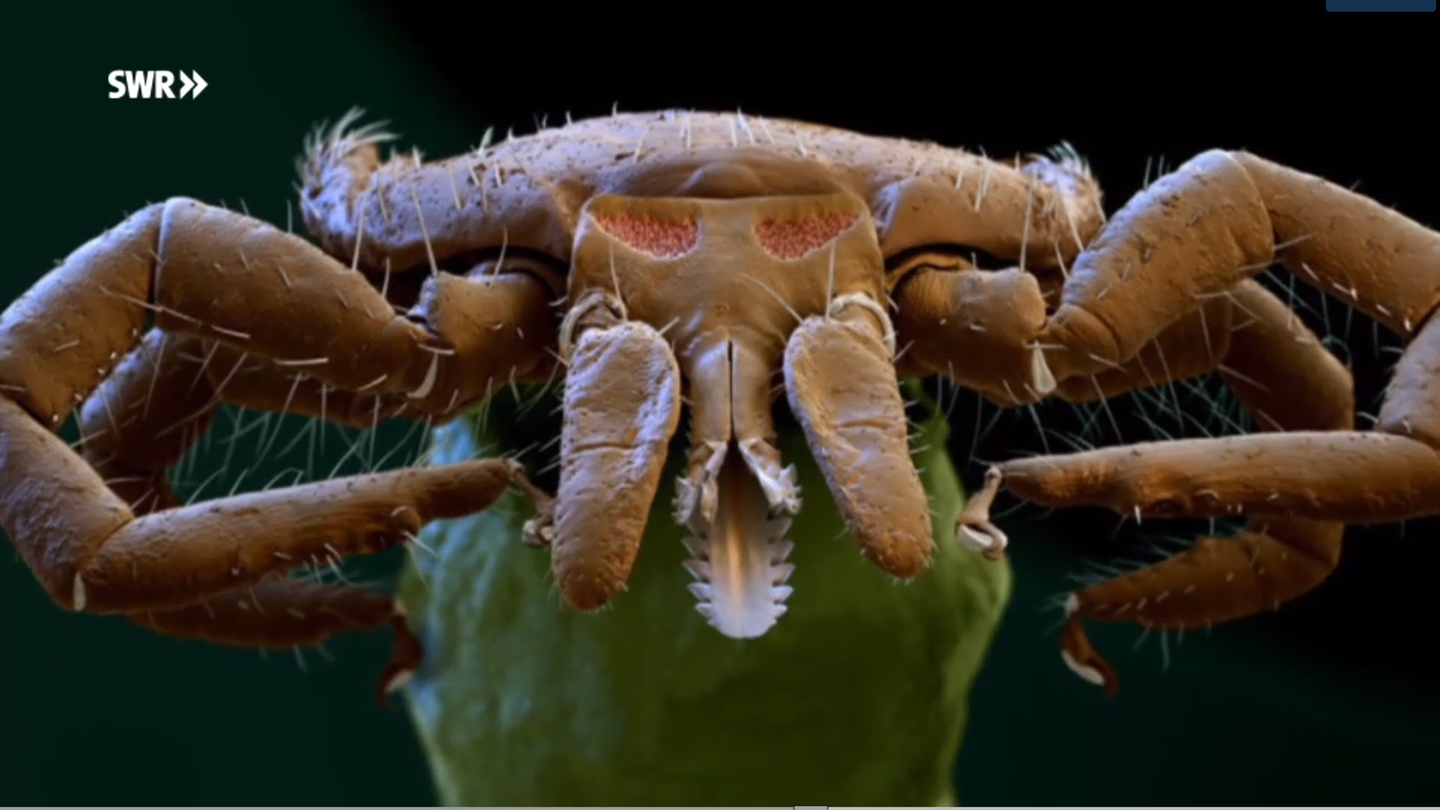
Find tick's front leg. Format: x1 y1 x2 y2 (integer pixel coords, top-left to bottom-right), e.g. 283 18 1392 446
1038 149 1440 380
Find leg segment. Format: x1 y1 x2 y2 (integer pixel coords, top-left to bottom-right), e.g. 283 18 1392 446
403 266 560 420
1038 150 1440 382
892 264 1055 406
130 577 422 706
78 329 224 513
1 392 519 614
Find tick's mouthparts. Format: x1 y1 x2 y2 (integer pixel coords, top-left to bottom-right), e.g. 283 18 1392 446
680 443 797 640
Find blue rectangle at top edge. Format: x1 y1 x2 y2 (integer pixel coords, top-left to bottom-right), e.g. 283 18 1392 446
1327 0 1433 9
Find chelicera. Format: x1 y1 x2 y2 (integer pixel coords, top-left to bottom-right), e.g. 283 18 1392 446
2 109 1436 698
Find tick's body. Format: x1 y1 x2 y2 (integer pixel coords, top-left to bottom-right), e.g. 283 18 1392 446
1 110 1436 724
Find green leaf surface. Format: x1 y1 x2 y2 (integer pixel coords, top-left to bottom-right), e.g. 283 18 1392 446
398 405 1010 806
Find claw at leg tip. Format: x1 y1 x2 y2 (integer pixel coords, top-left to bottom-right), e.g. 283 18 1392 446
521 517 553 549
1060 650 1107 688
377 667 415 709
515 472 556 550
957 524 1006 558
956 466 1007 559
1060 596 1118 697
384 668 414 694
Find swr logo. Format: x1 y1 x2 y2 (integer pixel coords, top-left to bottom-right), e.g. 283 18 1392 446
107 70 208 99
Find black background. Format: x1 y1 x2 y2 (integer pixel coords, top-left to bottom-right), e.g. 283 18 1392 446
5 0 1436 804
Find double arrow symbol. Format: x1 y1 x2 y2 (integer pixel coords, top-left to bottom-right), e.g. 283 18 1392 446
178 70 208 99
106 69 208 100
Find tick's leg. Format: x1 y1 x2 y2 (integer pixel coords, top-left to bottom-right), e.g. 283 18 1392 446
98 266 559 458
300 113 583 279
0 199 459 428
1038 150 1440 381
1 392 519 614
0 200 550 618
129 575 422 705
78 330 222 514
400 265 559 420
77 268 549 696
157 265 560 431
984 281 1359 692
898 264 1236 559
74 329 420 693
892 264 1055 406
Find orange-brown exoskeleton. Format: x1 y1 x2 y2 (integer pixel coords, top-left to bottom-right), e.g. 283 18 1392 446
2 110 1436 697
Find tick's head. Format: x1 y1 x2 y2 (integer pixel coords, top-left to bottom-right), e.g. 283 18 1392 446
547 190 931 636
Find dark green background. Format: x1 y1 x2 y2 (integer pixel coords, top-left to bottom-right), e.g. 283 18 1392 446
6 3 1436 804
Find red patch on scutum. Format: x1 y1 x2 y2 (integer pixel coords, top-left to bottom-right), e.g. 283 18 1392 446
592 214 699 259
755 212 860 260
